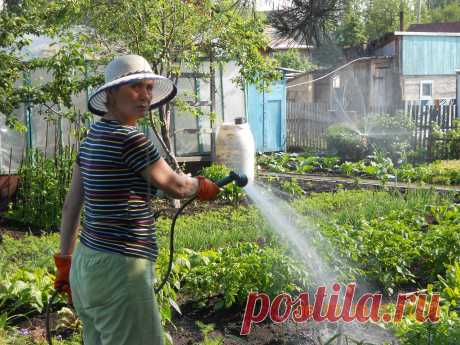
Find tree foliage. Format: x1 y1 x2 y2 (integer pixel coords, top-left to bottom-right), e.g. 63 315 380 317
335 0 367 47
430 1 460 23
0 0 98 133
0 0 280 166
267 0 346 46
364 0 414 41
272 49 316 72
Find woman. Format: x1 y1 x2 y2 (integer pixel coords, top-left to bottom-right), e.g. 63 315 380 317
53 55 220 345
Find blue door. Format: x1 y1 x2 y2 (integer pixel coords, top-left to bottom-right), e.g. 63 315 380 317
246 80 286 152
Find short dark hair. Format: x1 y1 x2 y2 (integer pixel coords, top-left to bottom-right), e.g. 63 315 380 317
104 85 121 108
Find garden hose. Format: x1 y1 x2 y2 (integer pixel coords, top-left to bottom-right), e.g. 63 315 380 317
45 172 248 345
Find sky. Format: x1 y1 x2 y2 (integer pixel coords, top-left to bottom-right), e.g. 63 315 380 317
256 0 291 11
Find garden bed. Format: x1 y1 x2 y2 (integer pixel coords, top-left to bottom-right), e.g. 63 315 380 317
2 186 460 344
257 153 460 187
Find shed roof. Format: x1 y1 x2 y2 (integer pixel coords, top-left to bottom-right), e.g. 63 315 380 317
264 26 312 50
408 22 460 33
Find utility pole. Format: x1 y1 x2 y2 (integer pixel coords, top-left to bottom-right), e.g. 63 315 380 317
399 0 404 31
416 0 422 23
456 70 460 118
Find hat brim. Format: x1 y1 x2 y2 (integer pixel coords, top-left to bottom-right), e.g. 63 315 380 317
88 72 177 116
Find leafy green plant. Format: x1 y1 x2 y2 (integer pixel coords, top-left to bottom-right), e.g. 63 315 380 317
292 190 458 290
326 124 370 161
258 151 460 186
280 178 305 198
182 242 309 310
6 146 77 232
200 164 245 203
0 267 55 316
195 321 223 345
387 263 460 344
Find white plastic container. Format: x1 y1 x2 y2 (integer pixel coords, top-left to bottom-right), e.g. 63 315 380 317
216 118 255 182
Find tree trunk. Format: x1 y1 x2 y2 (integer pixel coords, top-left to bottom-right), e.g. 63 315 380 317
150 107 180 171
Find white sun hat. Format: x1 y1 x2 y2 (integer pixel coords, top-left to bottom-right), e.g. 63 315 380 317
88 54 177 116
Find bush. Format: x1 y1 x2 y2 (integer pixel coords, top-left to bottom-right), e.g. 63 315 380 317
326 112 414 162
432 120 460 160
326 123 371 161
6 147 76 232
366 112 414 162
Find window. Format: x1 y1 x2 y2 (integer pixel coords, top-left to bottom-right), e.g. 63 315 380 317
420 80 433 100
332 75 340 88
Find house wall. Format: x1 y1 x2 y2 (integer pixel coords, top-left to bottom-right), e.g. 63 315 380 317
299 57 400 115
402 75 457 101
402 35 460 75
323 58 399 114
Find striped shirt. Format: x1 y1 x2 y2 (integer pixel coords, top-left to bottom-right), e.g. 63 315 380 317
76 118 161 261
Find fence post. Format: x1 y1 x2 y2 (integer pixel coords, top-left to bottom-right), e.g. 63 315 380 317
23 71 33 151
427 108 434 162
457 69 460 118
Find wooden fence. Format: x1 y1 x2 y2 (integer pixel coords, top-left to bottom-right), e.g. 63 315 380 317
286 101 459 160
407 104 459 160
286 102 333 151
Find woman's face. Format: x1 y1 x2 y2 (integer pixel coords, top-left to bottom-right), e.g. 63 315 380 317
106 79 154 119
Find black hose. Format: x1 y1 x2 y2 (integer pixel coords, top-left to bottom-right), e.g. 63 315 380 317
45 290 59 345
45 196 197 345
154 196 196 293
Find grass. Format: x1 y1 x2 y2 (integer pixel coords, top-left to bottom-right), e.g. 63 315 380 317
290 189 459 289
292 188 454 227
0 233 59 275
156 206 278 251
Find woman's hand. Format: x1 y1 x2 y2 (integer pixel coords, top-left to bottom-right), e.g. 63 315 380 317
54 254 73 304
196 176 220 201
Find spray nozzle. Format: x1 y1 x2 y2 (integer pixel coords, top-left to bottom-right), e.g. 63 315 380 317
215 171 248 188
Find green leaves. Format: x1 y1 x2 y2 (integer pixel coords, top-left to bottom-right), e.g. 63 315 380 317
0 267 55 315
7 147 77 232
200 164 246 203
258 152 460 187
181 243 309 310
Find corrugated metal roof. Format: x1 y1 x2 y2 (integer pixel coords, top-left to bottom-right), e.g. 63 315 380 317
408 22 460 33
264 26 312 50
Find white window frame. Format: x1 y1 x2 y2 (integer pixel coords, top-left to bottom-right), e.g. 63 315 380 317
420 80 433 100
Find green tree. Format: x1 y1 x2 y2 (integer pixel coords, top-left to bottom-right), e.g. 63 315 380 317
272 49 316 71
336 0 367 47
0 0 97 133
431 2 460 22
365 0 414 41
74 0 279 167
1 0 280 168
